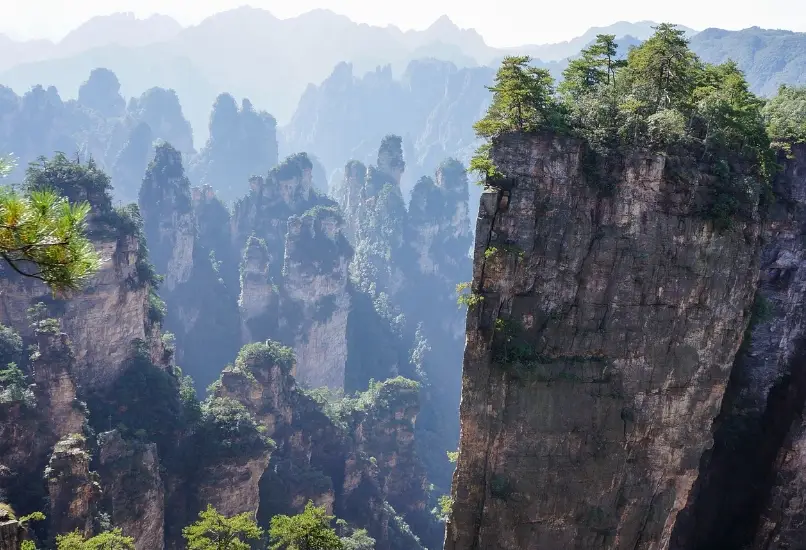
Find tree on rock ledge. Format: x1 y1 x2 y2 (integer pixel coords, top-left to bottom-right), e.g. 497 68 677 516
473 55 563 138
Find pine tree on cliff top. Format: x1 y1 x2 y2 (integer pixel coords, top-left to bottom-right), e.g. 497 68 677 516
473 55 563 139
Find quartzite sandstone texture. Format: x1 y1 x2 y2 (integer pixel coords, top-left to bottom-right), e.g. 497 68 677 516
0 232 148 390
670 143 806 550
97 431 165 550
445 133 761 550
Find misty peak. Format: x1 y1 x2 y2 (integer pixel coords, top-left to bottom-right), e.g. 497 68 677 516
428 15 460 32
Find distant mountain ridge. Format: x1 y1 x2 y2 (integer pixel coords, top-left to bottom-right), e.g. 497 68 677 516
2 9 805 153
690 26 806 95
0 12 183 72
0 10 695 140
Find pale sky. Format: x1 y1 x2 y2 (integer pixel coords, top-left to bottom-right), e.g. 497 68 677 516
4 0 806 47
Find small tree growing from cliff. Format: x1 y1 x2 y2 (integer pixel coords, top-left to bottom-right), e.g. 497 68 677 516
183 505 263 550
269 501 343 550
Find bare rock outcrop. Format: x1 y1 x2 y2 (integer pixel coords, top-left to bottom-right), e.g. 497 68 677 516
45 435 98 541
0 230 149 390
281 207 353 389
97 431 165 550
445 132 761 550
239 236 277 344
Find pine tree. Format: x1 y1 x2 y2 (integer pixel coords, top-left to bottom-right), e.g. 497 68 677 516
182 505 263 550
269 501 343 550
0 156 101 291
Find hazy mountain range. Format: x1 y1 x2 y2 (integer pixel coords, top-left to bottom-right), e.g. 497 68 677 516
1 8 805 150
0 10 699 140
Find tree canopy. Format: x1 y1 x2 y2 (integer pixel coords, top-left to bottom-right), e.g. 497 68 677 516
56 529 135 550
0 156 101 291
473 56 564 140
470 23 777 228
182 504 264 550
763 85 806 144
269 501 343 550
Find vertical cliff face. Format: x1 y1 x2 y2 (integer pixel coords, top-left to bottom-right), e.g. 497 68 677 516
334 161 367 242
333 136 410 297
351 378 434 546
408 159 471 280
30 331 86 441
97 431 164 550
139 143 195 292
446 133 761 550
231 154 338 290
45 435 98 541
140 148 242 388
37 334 95 541
239 236 277 344
0 154 182 550
194 450 271 521
670 143 806 549
0 228 149 391
1 328 88 518
229 153 357 388
0 512 23 550
0 152 160 393
281 208 353 389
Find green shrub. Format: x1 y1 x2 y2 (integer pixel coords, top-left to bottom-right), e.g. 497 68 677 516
195 397 274 457
148 290 167 324
0 324 23 367
235 340 295 373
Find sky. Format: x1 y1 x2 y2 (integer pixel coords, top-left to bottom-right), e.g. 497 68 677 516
3 0 806 46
